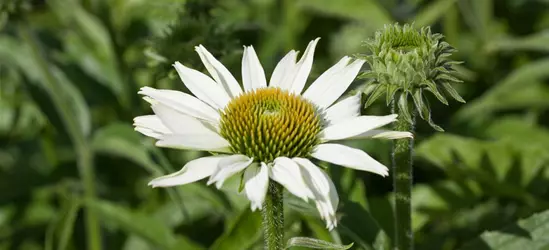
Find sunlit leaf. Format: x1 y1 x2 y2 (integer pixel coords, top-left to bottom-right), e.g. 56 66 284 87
460 209 549 250
285 237 353 250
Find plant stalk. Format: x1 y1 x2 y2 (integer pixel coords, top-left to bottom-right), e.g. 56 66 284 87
391 102 415 250
21 26 101 250
262 182 284 250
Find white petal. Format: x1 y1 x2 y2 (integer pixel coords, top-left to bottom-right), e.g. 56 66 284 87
148 155 226 187
156 134 231 153
269 50 298 89
244 163 269 211
304 58 365 108
242 46 267 91
173 61 231 109
323 94 361 126
311 143 389 177
195 45 243 98
351 129 413 140
151 103 217 135
133 115 170 139
135 127 164 139
302 56 351 103
321 114 398 141
208 154 253 188
269 157 314 201
293 158 339 230
139 87 220 123
287 38 320 94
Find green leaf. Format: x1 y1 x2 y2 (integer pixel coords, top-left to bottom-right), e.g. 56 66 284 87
210 208 262 250
285 237 353 250
91 200 186 249
460 209 549 250
44 195 81 250
57 197 80 250
397 93 413 124
412 90 444 131
296 0 392 29
457 58 549 119
423 80 449 105
386 85 400 106
485 31 549 53
339 201 389 250
364 83 385 108
441 82 466 103
47 0 128 107
92 123 163 175
0 35 91 137
412 0 458 27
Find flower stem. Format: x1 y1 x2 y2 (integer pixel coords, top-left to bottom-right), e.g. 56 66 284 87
391 102 415 250
262 182 284 250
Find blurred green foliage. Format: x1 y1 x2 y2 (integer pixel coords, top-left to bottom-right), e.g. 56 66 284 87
1 0 549 249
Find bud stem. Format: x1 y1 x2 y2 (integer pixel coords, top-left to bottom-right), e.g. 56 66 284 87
391 102 415 250
262 182 284 250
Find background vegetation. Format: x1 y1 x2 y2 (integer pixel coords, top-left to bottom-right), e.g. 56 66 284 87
1 0 549 249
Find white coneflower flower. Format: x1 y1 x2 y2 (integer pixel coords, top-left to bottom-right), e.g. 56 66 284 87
134 38 412 230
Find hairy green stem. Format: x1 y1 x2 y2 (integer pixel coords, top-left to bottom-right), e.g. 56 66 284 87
21 26 101 250
391 102 415 250
262 182 284 250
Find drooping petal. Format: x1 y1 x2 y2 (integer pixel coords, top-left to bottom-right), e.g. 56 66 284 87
151 103 217 135
138 87 220 123
287 38 320 94
311 143 389 177
269 157 314 201
208 154 253 189
173 61 231 109
321 114 398 141
241 46 267 91
148 155 227 187
269 50 298 89
243 163 269 211
293 158 339 230
156 134 231 153
323 94 361 126
303 58 365 108
133 115 170 139
195 45 243 98
351 129 413 140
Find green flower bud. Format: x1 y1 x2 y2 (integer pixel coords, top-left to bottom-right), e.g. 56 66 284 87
359 23 465 131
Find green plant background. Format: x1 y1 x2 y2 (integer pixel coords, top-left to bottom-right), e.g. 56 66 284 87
1 0 549 249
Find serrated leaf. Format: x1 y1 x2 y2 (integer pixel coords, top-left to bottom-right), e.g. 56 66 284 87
285 237 353 250
460 209 549 250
